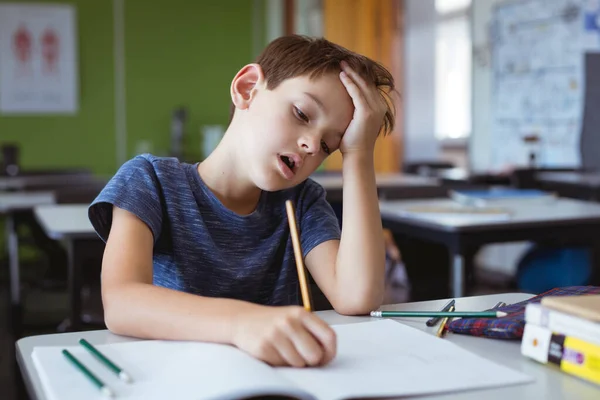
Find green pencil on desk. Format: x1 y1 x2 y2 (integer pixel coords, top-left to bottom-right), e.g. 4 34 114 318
79 339 133 383
62 349 115 398
370 310 508 318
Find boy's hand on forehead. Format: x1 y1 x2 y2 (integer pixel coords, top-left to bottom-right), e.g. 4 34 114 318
338 61 387 155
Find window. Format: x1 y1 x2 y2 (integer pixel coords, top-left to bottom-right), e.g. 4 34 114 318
435 0 472 141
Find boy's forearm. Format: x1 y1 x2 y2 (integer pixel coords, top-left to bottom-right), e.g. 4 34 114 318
335 151 386 313
102 283 255 343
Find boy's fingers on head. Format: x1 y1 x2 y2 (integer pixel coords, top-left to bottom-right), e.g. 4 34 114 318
340 64 373 106
340 63 387 113
340 71 369 110
372 91 389 117
302 314 337 364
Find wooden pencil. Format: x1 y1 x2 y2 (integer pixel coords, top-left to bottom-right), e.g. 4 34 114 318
436 305 455 338
285 200 313 312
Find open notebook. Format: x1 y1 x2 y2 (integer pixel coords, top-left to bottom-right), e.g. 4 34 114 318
32 320 532 400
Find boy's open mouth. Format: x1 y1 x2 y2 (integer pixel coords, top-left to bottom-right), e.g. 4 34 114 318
277 154 299 180
280 155 295 170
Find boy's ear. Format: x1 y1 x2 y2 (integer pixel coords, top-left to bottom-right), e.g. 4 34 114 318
230 63 265 111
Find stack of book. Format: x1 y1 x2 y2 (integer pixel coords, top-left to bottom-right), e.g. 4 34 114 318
521 295 600 386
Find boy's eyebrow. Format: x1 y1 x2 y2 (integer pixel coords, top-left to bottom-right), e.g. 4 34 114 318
303 92 326 111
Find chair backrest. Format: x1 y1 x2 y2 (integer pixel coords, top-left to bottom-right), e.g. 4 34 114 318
1 143 20 176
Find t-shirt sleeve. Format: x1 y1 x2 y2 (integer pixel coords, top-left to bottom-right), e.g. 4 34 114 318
88 155 163 244
299 180 341 257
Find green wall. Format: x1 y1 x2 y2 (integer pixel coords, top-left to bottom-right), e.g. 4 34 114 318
125 0 254 162
0 0 256 175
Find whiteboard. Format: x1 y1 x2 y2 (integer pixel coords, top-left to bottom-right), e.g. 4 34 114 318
490 0 600 171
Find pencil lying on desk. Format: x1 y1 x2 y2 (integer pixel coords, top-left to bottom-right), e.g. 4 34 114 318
426 299 455 327
370 310 507 318
62 349 115 398
436 305 455 338
79 339 132 383
285 200 313 312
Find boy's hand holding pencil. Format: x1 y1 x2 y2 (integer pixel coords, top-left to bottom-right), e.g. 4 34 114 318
231 304 336 368
230 200 336 369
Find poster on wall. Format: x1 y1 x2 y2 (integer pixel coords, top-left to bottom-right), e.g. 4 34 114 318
0 3 78 114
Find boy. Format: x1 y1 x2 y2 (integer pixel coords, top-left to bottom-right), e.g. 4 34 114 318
89 35 396 368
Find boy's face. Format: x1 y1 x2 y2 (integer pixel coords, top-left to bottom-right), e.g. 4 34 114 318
237 70 354 192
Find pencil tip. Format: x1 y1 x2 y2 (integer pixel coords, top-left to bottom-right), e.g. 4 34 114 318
101 387 115 398
370 311 381 317
120 371 133 383
497 311 508 317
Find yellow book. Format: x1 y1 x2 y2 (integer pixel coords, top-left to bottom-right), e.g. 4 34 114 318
522 324 600 386
561 336 600 385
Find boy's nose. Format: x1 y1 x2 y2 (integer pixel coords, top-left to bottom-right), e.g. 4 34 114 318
299 136 319 155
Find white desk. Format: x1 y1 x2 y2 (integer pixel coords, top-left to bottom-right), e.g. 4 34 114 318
0 191 55 213
34 204 96 240
380 198 600 297
1 192 56 338
16 293 600 399
311 173 446 201
312 173 440 189
33 204 100 331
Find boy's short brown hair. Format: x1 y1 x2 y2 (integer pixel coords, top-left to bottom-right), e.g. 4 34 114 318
230 35 396 135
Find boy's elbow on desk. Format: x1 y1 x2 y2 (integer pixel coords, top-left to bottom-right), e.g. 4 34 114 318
101 290 132 337
101 283 151 338
103 311 127 337
331 288 384 316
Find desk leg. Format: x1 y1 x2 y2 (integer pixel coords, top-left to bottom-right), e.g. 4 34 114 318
6 214 27 399
66 239 82 331
451 253 464 298
6 214 22 337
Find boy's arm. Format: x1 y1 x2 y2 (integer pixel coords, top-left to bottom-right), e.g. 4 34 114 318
304 153 384 316
102 207 336 367
305 64 388 315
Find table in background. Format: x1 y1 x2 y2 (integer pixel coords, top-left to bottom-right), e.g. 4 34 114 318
1 192 56 337
17 292 600 400
535 171 600 201
33 204 101 332
380 197 600 298
311 173 448 202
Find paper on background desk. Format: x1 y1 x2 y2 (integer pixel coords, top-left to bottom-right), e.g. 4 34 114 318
398 204 513 225
31 320 533 400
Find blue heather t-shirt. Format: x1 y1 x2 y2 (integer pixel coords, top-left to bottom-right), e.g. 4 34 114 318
88 154 341 306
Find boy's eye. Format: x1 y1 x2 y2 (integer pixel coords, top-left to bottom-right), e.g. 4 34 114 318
321 140 331 155
294 106 309 123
